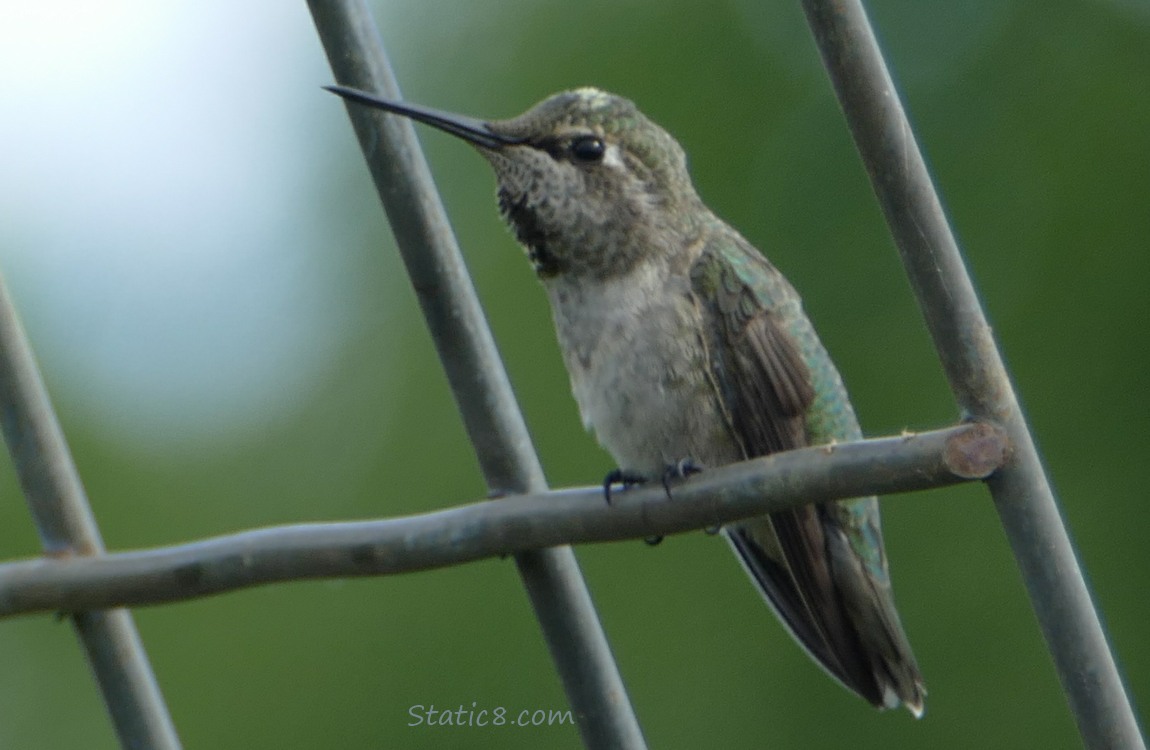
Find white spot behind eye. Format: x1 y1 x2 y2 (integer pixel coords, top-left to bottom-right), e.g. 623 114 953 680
603 143 626 169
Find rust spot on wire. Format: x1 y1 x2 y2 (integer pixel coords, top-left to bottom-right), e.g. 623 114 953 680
943 422 1010 479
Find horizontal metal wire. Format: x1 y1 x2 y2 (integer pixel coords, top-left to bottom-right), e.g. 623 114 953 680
0 423 1004 618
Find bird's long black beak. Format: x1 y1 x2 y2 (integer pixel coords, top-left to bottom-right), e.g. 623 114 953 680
324 85 524 150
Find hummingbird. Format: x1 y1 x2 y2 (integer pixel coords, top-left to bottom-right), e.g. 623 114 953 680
326 84 926 716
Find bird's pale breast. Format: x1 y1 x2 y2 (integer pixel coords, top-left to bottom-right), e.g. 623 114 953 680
545 260 741 478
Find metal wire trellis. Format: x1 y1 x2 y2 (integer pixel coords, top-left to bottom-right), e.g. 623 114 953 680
0 423 1005 617
800 3 1142 747
0 1 1142 749
306 3 646 747
0 278 181 749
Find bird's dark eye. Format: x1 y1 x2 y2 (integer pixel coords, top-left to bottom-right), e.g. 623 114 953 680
569 135 606 163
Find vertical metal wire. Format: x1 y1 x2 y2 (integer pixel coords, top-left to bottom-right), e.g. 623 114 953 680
307 2 647 747
0 277 182 749
800 2 1146 748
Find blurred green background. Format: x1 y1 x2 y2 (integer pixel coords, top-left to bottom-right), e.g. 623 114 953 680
1 0 1147 748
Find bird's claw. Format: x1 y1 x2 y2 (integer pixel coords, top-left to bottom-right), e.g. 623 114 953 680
606 461 702 545
602 468 647 506
660 458 703 500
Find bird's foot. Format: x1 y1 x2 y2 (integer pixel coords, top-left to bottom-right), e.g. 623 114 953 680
602 468 647 506
660 458 703 500
603 469 664 545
